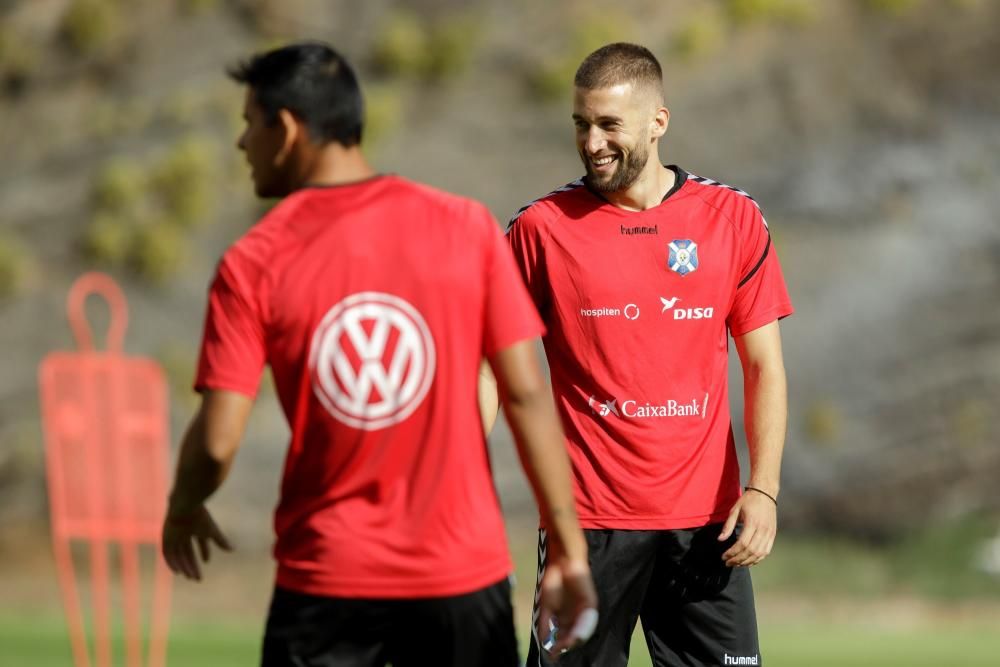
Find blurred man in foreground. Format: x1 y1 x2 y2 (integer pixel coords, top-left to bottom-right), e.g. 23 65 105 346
486 43 793 666
161 42 596 666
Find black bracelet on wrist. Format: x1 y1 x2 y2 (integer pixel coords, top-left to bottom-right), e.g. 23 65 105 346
744 485 778 506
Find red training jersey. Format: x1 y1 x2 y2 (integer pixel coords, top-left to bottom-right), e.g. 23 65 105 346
195 175 544 598
506 166 793 529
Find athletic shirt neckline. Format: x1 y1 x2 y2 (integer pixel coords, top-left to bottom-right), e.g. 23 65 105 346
583 164 689 212
300 173 391 191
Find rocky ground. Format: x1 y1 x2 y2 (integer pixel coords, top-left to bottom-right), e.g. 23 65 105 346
1 0 999 558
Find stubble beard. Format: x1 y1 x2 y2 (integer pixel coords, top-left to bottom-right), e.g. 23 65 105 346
583 142 650 193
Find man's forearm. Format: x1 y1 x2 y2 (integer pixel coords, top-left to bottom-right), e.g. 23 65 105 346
504 389 586 563
743 361 787 496
168 411 231 517
477 360 501 435
168 403 239 516
489 339 586 562
167 390 253 517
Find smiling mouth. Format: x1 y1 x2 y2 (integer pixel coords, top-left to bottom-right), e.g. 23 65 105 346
590 155 618 172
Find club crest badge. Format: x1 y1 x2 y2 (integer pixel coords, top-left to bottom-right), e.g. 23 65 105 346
668 239 699 276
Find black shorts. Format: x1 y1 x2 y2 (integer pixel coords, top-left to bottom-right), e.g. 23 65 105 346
527 525 761 667
261 577 519 667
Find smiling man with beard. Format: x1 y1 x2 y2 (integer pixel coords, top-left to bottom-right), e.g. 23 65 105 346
486 43 795 666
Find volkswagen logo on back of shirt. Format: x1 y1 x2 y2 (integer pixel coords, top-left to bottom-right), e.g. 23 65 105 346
309 292 436 431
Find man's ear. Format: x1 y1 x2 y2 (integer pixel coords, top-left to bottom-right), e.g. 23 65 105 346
651 106 670 141
274 108 300 165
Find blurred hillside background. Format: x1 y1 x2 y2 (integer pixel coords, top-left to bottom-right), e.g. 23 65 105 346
2 0 999 664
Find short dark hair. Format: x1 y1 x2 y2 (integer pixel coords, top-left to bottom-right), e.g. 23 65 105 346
574 42 663 98
228 42 364 147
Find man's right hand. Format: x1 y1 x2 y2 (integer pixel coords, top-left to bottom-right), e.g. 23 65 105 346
537 556 599 657
161 504 232 581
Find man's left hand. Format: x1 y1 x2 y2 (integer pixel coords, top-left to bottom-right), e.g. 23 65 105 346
718 490 777 567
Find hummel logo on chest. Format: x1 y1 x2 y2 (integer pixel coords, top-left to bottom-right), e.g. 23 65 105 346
620 224 658 236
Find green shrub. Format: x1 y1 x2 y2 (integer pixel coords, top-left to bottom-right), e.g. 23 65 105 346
163 89 203 127
724 0 817 25
859 0 921 15
0 234 28 299
82 212 134 267
227 149 252 188
371 12 480 83
570 15 634 58
671 11 726 61
89 98 154 138
149 138 216 228
154 343 200 410
179 0 221 16
525 59 576 103
130 220 185 284
423 17 479 81
60 0 125 57
85 142 218 282
92 159 146 214
371 10 428 77
89 101 121 139
362 84 402 147
804 399 842 445
118 98 155 135
0 27 41 87
525 15 635 103
243 0 285 37
953 399 989 449
207 87 244 130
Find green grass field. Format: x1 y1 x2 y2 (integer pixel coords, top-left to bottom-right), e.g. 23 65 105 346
0 616 258 667
2 614 997 666
4 519 999 665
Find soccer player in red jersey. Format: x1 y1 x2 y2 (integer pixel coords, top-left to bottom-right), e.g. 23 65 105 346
160 42 597 666
488 43 794 666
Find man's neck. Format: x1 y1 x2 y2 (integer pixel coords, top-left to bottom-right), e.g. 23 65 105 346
602 162 675 212
297 146 376 190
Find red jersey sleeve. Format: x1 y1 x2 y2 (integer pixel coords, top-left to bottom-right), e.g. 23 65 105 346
194 255 267 397
727 202 794 337
505 207 551 317
483 207 545 356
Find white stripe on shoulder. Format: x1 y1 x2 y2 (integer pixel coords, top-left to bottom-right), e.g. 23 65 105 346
686 172 767 228
506 179 584 230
